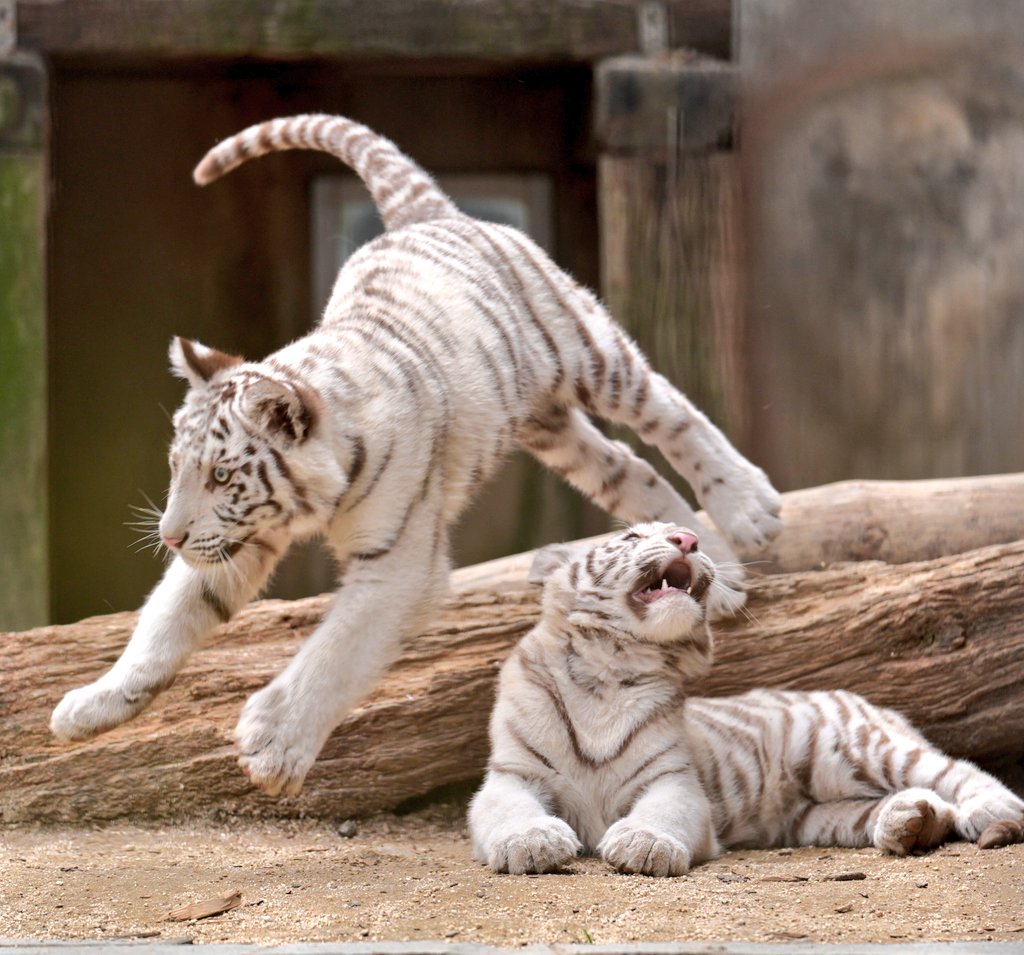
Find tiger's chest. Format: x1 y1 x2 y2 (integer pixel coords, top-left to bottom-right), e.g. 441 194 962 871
537 673 686 849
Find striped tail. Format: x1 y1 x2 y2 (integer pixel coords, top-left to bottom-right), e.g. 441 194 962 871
193 113 460 232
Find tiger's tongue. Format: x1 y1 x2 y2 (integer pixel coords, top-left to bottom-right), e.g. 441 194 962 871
637 576 686 603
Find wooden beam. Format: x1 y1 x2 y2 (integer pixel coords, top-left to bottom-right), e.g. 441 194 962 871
0 52 48 630
596 53 743 444
15 0 731 61
596 51 733 155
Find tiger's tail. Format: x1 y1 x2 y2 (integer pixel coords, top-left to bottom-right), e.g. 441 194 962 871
193 113 459 232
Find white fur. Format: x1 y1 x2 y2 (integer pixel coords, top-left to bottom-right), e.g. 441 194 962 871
470 524 1024 874
50 115 783 799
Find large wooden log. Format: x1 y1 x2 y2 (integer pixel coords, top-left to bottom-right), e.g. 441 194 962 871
3 477 1024 825
756 472 1024 572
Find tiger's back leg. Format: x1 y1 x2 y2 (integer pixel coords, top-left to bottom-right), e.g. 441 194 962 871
588 351 781 554
536 272 782 554
901 753 1024 846
488 223 780 554
814 694 1024 851
517 406 746 618
784 795 949 853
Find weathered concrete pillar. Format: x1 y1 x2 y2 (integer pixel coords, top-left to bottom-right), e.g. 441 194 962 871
0 50 48 628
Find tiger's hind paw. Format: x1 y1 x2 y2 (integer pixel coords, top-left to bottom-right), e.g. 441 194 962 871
956 791 1024 842
874 789 955 855
977 819 1024 850
703 466 783 556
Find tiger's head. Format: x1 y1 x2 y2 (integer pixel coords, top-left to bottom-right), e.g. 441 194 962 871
157 337 347 567
530 522 717 647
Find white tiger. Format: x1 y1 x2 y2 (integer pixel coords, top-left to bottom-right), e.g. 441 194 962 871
50 114 781 798
469 522 1024 875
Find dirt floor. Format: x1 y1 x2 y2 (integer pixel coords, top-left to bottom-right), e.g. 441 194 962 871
2 800 1023 946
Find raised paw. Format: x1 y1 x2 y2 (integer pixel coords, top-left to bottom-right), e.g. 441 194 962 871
598 821 691 877
956 791 1024 842
234 683 324 797
50 676 160 741
701 464 783 556
873 789 955 855
486 820 582 875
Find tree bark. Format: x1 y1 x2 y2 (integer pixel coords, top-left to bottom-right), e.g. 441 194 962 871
3 476 1024 825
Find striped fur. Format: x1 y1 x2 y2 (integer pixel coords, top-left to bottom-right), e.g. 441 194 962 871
469 523 1024 875
50 114 781 798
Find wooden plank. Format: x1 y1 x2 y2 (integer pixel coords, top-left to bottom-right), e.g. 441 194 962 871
597 49 744 453
16 0 731 60
596 52 744 481
599 148 746 450
0 53 48 630
596 51 734 155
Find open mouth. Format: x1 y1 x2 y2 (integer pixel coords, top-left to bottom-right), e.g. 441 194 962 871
633 556 709 604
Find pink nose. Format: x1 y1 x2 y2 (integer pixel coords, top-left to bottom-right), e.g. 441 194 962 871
162 536 185 550
669 531 699 554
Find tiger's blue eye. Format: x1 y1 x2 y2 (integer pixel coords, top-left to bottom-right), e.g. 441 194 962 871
213 466 231 484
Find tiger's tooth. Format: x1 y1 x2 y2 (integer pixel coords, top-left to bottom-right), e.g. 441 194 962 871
661 578 668 590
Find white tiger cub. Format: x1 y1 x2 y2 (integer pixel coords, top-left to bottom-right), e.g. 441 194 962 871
50 114 781 798
469 523 1024 875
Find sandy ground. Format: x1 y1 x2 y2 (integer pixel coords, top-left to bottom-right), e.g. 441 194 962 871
2 800 1023 947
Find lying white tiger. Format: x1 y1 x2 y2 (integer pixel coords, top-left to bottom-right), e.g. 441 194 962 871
469 523 1024 875
50 114 781 798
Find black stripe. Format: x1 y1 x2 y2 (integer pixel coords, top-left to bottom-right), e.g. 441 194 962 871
346 435 367 488
507 721 556 772
467 222 566 390
201 583 231 623
352 483 426 562
341 441 394 514
501 228 606 389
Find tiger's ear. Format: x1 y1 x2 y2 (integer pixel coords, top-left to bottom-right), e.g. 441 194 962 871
169 336 243 388
528 542 576 586
243 377 321 444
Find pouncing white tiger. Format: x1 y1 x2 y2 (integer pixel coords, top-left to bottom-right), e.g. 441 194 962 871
469 522 1024 875
50 114 782 798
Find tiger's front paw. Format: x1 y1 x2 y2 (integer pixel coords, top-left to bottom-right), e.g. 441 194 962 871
50 678 154 741
235 684 323 797
598 821 691 877
486 820 582 875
